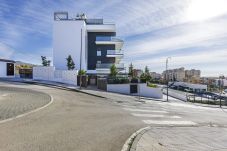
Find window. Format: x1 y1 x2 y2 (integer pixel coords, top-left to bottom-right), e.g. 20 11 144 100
97 51 101 56
97 61 101 64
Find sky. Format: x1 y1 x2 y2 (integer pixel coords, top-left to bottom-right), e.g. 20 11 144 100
0 0 227 77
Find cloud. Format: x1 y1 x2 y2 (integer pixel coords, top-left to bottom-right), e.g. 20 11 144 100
129 48 227 76
0 42 15 59
0 0 226 76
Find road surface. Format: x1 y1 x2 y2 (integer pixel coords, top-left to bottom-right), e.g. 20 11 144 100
0 81 227 151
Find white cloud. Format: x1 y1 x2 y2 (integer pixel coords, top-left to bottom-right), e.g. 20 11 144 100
0 42 14 59
129 48 227 76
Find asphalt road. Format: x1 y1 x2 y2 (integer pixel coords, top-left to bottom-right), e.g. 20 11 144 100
0 82 144 151
0 81 227 151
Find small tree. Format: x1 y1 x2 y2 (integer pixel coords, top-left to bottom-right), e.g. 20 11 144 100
41 56 51 66
78 69 86 75
66 55 75 70
145 66 149 75
128 63 134 77
110 64 118 77
140 66 151 82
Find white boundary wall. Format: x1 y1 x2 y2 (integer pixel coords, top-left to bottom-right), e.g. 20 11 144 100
107 84 130 94
0 62 15 78
139 84 163 99
107 83 163 99
33 66 78 85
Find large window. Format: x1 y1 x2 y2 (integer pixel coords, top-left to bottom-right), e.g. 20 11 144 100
97 51 101 56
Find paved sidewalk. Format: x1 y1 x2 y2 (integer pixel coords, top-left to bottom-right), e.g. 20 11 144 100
132 126 227 151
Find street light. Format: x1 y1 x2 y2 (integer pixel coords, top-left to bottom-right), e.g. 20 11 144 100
166 57 171 101
219 74 224 107
79 28 82 89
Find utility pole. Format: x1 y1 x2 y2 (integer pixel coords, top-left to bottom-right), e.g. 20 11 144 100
219 74 224 108
79 28 82 89
166 57 171 101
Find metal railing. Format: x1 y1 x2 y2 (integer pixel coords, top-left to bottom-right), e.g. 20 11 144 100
107 50 123 55
96 36 123 42
96 63 124 69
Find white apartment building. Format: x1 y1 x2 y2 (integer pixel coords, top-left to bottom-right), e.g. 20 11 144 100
150 72 161 80
53 12 124 77
163 67 185 82
163 67 201 83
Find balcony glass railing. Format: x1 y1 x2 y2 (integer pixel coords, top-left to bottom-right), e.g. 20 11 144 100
96 36 123 42
107 50 123 55
96 63 124 69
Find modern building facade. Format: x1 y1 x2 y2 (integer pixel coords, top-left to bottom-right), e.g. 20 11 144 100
0 59 15 77
53 12 124 77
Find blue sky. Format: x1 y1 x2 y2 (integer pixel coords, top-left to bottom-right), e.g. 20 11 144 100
0 0 227 77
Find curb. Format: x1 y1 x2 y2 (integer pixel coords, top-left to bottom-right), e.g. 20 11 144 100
121 126 151 151
21 81 106 99
0 93 54 124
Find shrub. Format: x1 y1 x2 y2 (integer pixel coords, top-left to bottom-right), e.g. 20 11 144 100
107 77 129 84
147 83 158 88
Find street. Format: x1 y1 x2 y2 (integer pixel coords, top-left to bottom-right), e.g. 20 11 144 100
0 81 227 151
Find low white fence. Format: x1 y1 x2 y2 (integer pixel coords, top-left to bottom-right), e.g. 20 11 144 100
107 83 163 99
33 66 78 85
107 84 130 94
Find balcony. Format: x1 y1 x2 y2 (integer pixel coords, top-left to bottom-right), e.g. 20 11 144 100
106 50 123 58
96 63 124 69
95 36 124 49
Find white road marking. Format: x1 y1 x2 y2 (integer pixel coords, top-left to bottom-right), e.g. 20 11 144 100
143 120 197 125
123 108 168 113
121 105 167 110
0 95 54 124
131 113 181 119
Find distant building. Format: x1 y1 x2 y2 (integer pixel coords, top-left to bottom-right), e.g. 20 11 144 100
150 72 161 80
132 69 143 77
163 67 201 83
200 77 216 85
214 78 227 87
163 67 185 82
185 69 201 83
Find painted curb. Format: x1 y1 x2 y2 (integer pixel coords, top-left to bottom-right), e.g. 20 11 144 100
121 126 151 151
0 94 53 124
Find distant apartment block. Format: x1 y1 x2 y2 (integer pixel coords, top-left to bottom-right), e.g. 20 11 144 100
185 69 201 83
53 12 124 77
132 69 143 77
163 67 201 83
150 72 161 80
163 67 185 82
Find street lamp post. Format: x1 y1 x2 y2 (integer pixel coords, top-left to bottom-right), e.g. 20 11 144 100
166 57 171 102
79 28 82 89
219 74 224 108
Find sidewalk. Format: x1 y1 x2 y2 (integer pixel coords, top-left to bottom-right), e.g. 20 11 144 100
131 126 227 151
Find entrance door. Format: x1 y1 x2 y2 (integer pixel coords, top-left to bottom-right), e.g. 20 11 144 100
7 63 14 76
130 84 138 93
